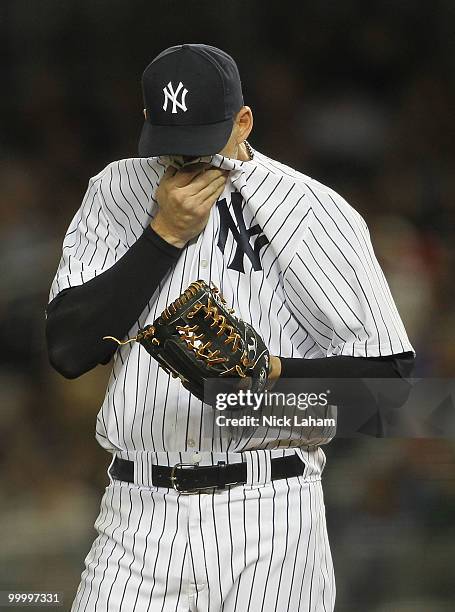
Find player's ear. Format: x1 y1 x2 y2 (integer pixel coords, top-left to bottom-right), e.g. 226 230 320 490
235 106 253 144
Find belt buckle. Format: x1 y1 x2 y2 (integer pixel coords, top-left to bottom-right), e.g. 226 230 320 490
170 462 210 494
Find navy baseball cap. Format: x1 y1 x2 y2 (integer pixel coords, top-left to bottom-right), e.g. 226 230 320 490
138 44 244 157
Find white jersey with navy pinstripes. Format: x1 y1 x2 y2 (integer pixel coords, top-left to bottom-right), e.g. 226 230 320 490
49 147 413 459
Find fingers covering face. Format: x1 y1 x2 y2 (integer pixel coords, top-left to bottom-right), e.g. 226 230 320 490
194 174 227 207
184 169 228 195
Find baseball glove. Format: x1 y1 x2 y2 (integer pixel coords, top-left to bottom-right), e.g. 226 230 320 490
104 280 270 404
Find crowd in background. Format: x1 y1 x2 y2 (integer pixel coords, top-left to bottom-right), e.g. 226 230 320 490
1 1 454 609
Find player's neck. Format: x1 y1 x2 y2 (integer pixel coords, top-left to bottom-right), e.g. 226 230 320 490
219 140 253 162
237 141 253 161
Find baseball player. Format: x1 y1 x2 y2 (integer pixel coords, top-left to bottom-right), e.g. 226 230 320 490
46 44 415 611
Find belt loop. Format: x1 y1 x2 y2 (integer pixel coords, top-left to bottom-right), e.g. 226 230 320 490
217 461 226 489
245 450 272 488
134 452 154 487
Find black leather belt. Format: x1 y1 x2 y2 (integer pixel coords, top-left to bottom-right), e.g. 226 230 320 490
110 454 305 493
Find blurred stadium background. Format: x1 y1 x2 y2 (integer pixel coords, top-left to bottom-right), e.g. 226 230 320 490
1 1 454 610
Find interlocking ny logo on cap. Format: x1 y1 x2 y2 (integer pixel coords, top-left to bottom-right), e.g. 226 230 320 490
163 81 188 114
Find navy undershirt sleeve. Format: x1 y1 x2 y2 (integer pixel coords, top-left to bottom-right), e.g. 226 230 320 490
277 352 415 437
45 225 182 379
279 352 415 379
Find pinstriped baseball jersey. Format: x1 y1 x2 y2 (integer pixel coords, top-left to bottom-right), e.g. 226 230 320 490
49 147 413 459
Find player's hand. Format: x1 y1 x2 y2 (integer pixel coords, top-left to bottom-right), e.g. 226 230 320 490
152 165 228 248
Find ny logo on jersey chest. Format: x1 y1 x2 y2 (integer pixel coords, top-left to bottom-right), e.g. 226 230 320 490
163 81 188 114
217 192 269 273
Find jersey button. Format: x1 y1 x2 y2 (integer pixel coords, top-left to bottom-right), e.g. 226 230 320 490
192 452 201 464
200 259 208 269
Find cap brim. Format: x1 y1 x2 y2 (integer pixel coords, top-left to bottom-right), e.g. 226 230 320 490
138 118 234 157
